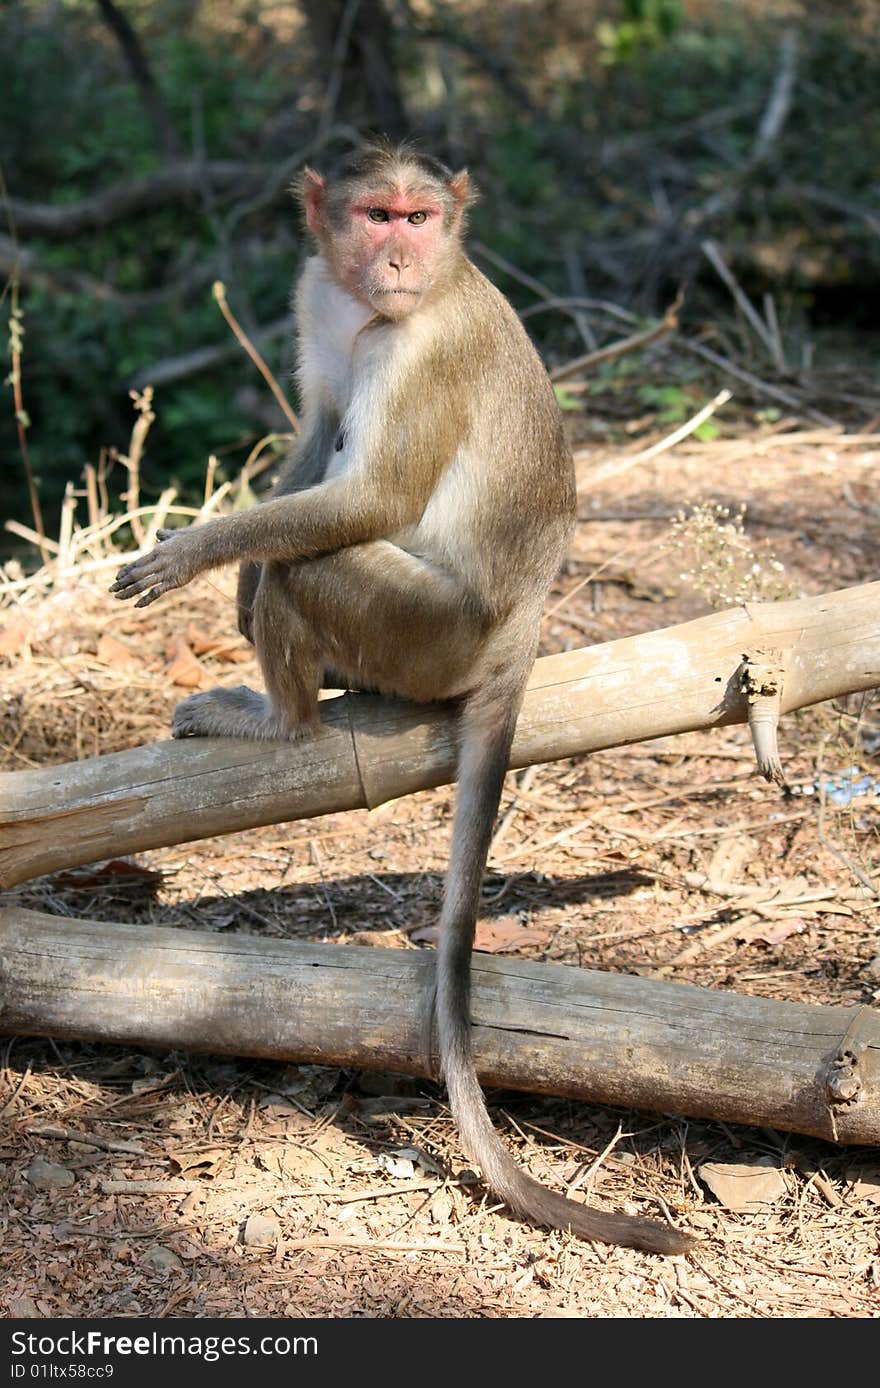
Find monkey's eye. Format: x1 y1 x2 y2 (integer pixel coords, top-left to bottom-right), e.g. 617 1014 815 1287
367 208 389 223
408 211 428 226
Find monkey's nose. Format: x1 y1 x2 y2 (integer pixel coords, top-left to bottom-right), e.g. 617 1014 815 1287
387 250 412 273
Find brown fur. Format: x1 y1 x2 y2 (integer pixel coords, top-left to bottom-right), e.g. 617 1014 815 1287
112 143 693 1254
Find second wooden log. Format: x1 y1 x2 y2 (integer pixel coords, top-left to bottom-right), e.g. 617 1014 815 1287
2 904 878 1147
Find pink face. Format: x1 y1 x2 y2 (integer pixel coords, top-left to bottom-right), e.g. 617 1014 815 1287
305 172 464 319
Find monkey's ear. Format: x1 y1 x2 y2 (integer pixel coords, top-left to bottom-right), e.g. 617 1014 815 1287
300 167 326 234
448 170 477 228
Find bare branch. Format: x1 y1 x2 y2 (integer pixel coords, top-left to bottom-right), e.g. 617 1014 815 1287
127 316 291 390
550 293 682 382
677 337 838 426
700 239 782 365
6 162 268 238
94 0 181 158
579 389 733 485
750 29 799 165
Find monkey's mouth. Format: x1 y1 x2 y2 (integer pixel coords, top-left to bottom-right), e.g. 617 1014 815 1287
369 285 424 317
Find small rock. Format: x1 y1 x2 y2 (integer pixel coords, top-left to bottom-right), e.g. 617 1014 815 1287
845 1165 880 1206
699 1157 788 1212
243 1212 279 1249
6 1296 38 1317
257 1094 301 1115
431 1189 454 1225
863 956 880 983
141 1246 184 1274
25 1156 75 1191
378 1152 416 1180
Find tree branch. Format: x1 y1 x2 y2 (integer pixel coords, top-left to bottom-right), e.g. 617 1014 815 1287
93 0 181 159
6 162 268 237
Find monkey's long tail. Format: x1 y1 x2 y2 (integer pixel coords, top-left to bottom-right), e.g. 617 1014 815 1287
436 693 695 1255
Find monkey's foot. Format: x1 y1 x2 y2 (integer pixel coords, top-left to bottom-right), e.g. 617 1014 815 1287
172 686 295 741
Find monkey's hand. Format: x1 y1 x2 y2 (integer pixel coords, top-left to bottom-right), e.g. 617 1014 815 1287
110 529 201 607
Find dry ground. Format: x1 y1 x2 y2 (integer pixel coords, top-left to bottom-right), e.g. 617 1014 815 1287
1 424 879 1318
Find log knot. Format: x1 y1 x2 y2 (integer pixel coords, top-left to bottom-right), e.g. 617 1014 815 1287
825 1047 863 1107
824 1007 876 1113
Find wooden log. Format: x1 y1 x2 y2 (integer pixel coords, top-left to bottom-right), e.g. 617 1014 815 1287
2 905 878 1146
1 582 877 888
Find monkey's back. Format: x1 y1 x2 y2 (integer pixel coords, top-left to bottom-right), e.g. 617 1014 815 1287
404 259 575 615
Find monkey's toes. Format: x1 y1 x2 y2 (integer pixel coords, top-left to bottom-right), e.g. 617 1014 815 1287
171 685 273 739
171 692 213 738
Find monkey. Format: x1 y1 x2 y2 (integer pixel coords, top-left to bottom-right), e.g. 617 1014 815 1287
111 141 693 1255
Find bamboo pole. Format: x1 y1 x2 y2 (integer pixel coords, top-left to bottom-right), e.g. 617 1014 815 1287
2 905 878 1146
1 582 877 888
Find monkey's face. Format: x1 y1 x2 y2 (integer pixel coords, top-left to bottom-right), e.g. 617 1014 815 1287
305 169 464 321
336 185 455 320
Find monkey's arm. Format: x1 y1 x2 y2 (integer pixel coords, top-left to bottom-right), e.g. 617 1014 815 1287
273 402 341 497
111 464 433 608
236 404 341 640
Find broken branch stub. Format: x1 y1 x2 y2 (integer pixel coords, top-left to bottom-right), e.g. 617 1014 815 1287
740 646 787 785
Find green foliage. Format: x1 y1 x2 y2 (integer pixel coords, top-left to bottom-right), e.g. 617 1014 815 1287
596 0 683 66
0 1 293 528
552 385 581 412
2 9 126 192
3 1 880 536
637 383 688 420
636 383 719 440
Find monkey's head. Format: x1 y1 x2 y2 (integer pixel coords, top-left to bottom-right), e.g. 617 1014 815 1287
299 141 474 321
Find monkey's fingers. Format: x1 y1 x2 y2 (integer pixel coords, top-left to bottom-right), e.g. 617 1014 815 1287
110 578 173 607
110 560 160 597
133 585 172 608
110 556 181 605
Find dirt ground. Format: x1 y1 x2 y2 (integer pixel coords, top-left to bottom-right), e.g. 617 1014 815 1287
1 423 879 1318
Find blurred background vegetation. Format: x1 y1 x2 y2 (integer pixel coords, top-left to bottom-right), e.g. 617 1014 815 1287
2 0 879 538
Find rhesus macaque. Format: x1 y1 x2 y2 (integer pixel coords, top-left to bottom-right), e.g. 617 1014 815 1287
112 141 692 1254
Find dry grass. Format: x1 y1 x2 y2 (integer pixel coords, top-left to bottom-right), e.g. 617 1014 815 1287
1 420 879 1318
